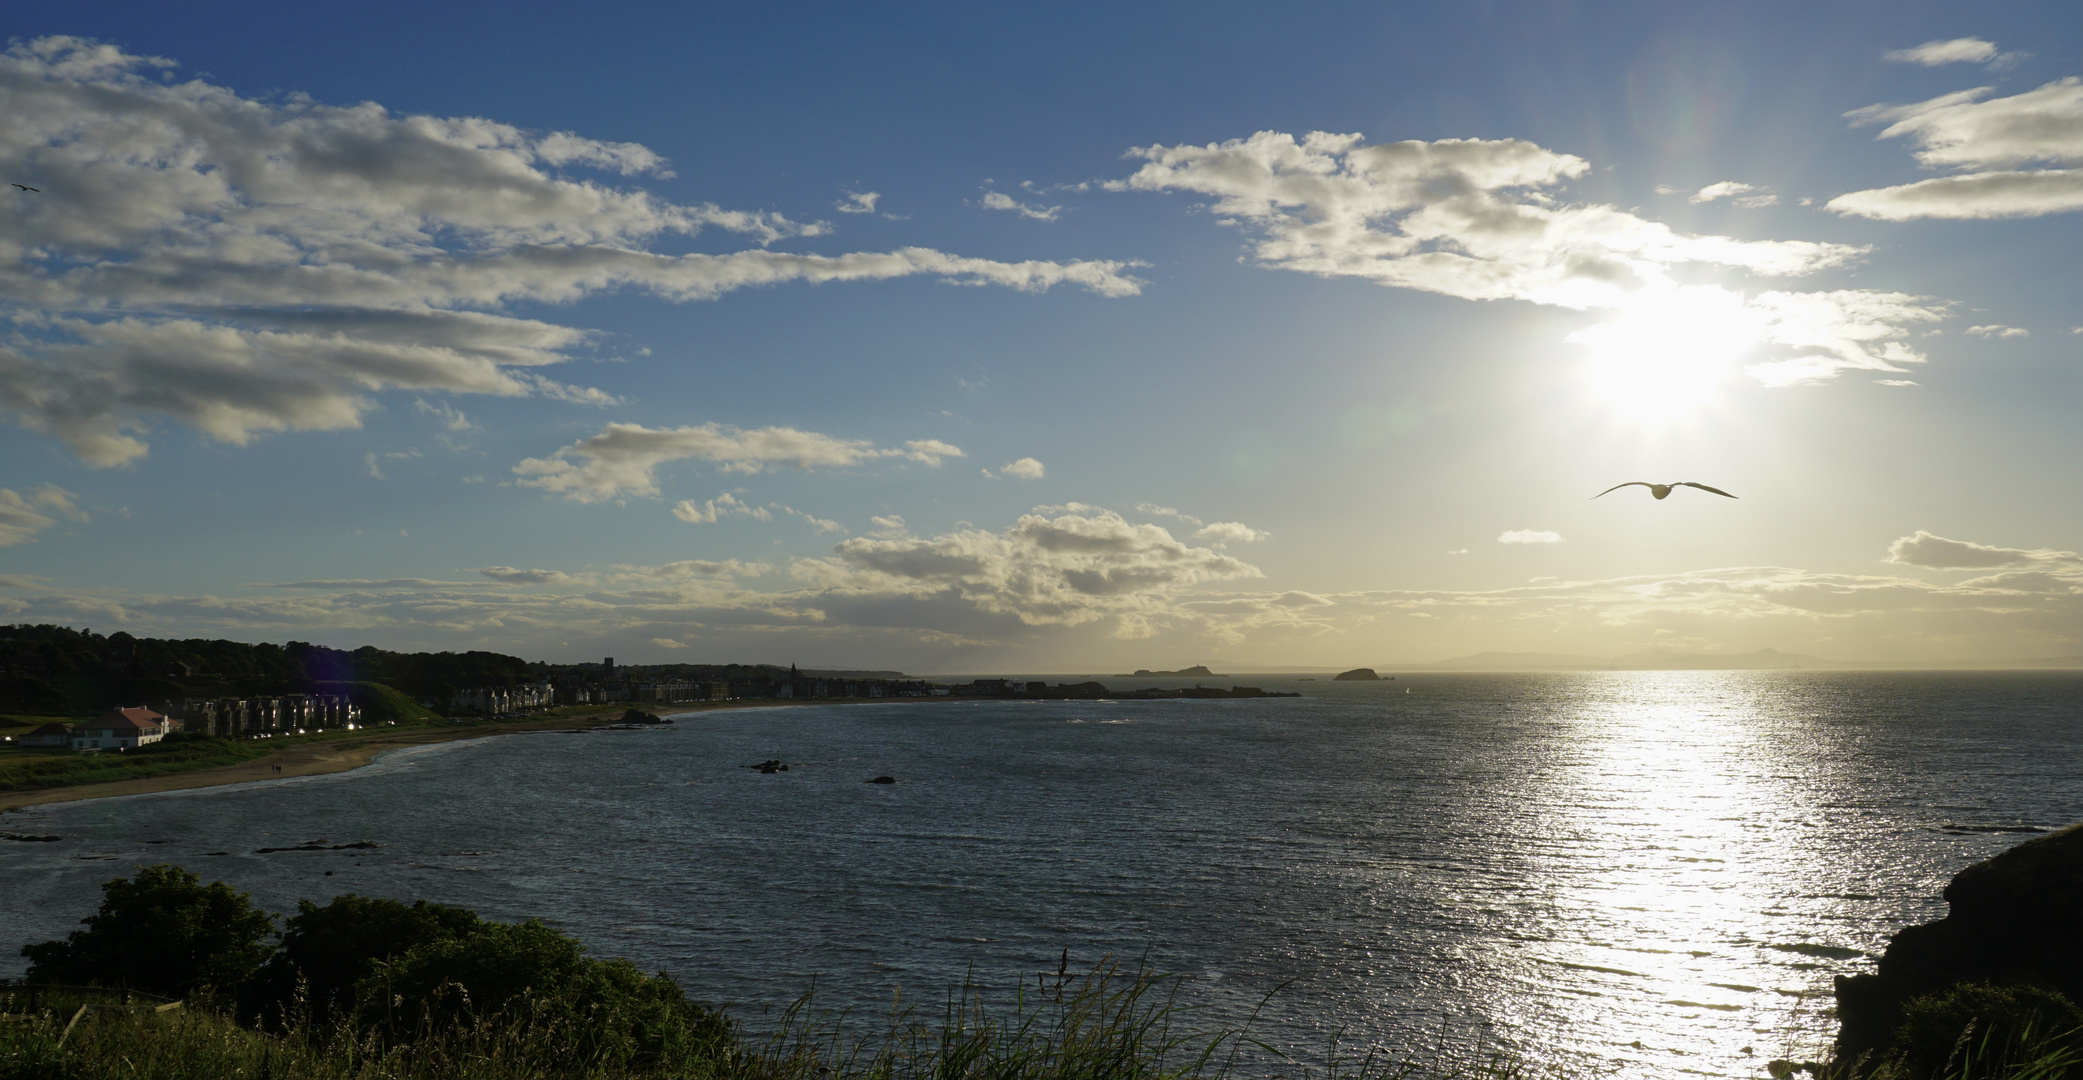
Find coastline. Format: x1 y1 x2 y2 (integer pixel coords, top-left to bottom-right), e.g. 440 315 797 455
0 698 837 813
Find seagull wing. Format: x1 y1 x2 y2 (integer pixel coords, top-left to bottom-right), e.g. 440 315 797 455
1678 482 1738 498
1592 482 1652 499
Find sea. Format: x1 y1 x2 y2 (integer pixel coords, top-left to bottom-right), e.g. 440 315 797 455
2 671 2078 1078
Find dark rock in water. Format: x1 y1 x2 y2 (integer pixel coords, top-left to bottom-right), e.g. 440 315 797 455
1332 668 1382 681
2 831 62 843
621 708 669 724
867 775 896 784
1834 822 2083 1065
254 839 380 854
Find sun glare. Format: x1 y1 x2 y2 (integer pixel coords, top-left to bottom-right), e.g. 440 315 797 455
1570 288 1760 422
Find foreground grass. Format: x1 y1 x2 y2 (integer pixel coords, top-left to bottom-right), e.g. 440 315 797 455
0 964 1565 1080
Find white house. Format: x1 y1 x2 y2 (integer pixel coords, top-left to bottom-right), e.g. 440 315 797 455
70 707 172 751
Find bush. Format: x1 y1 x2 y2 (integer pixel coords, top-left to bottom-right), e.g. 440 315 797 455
247 894 484 1025
20 865 274 1000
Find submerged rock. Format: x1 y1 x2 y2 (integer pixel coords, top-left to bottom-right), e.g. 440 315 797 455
1834 822 2083 1064
866 775 896 784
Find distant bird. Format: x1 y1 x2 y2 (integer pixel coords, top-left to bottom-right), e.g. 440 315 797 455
11 184 37 192
1593 481 1738 500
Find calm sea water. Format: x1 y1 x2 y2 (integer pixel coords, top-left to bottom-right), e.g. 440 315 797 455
3 672 2078 1077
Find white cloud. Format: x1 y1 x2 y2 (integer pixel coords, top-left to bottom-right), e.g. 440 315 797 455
515 423 963 501
869 515 908 537
671 492 773 524
1690 182 1780 208
1446 548 1469 555
414 399 475 431
1965 324 2029 338
1884 38 2025 70
475 566 580 585
1829 79 2083 220
1886 530 2080 570
992 457 1045 480
0 38 1143 466
1115 131 1862 309
981 190 1062 221
0 490 56 546
1690 181 1757 204
1196 521 1269 544
1499 530 1563 544
620 558 771 579
1118 130 1936 388
1137 503 1204 527
834 190 881 214
777 504 847 534
651 637 688 649
0 484 88 546
795 506 1261 630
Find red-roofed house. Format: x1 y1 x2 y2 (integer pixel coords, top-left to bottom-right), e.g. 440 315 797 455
71 707 171 751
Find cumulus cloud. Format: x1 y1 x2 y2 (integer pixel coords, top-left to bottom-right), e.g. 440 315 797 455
1965 324 2029 338
777 505 847 534
1499 530 1563 544
1886 530 2081 570
1117 130 1941 387
985 457 1045 480
795 506 1261 630
1196 521 1269 544
620 559 771 579
515 423 963 501
834 190 881 214
670 492 773 524
0 38 1143 466
981 191 1062 221
1829 78 2083 220
1885 38 2026 70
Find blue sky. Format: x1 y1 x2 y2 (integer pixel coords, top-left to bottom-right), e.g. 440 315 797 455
1 1 2078 669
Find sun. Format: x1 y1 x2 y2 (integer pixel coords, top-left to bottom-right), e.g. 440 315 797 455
1569 286 1761 422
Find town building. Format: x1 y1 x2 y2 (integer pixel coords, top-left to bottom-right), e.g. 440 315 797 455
70 707 175 751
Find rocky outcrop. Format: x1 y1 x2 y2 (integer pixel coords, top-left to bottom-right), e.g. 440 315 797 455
1332 668 1382 681
621 709 669 724
1834 823 2083 1063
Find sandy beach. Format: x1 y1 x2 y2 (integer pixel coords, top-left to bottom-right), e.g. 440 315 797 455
1 707 683 812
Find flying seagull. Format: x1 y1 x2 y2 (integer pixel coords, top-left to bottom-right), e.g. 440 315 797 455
1592 481 1738 500
11 184 37 192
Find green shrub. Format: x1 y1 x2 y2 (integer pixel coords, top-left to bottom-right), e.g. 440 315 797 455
20 865 274 1000
248 894 485 1025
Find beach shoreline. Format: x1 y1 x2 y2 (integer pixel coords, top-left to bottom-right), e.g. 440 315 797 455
0 699 854 813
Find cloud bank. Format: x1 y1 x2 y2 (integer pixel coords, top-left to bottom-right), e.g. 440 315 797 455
6 528 2074 665
0 37 1143 466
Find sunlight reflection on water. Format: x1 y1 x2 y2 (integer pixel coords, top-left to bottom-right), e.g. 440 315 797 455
1 671 2076 1078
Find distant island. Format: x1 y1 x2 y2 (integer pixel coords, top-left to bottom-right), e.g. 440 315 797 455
1333 668 1390 681
1116 665 1226 677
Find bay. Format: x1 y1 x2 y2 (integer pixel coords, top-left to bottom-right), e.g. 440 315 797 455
3 670 2078 1077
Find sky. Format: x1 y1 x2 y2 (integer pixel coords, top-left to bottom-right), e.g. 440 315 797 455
1 1 2078 671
